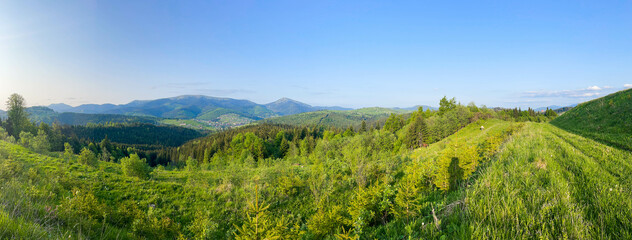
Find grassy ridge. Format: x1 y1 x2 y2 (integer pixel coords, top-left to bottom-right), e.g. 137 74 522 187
460 123 632 239
550 88 632 150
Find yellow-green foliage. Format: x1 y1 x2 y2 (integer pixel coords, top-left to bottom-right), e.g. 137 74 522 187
433 139 478 191
131 207 180 239
78 147 98 166
348 181 394 235
429 120 521 191
307 205 349 237
234 187 301 240
59 188 107 234
392 177 421 222
120 153 150 179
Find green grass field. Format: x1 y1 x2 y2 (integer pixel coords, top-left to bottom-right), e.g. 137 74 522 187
160 118 217 131
450 123 632 239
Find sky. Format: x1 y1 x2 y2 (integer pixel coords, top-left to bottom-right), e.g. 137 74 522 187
1 1 631 110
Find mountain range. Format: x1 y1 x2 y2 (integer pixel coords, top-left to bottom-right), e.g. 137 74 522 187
2 95 579 127
1 95 442 128
534 104 577 112
45 95 357 121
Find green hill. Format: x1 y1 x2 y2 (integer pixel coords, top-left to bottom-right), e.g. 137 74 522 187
260 107 411 128
550 88 632 150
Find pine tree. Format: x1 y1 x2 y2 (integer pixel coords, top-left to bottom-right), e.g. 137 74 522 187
359 120 367 133
234 186 280 240
403 115 428 149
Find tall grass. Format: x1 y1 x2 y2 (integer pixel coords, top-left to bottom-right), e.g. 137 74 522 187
462 123 632 239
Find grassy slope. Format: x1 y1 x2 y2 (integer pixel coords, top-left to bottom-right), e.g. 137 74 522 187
550 88 632 150
160 119 217 131
458 123 632 239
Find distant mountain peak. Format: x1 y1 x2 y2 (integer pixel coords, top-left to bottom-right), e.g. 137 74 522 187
269 97 309 106
48 103 76 113
264 98 313 116
49 103 72 108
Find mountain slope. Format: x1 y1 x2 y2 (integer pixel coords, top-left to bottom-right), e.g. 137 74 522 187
47 95 279 126
550 88 632 150
104 95 276 120
24 106 158 125
265 97 314 116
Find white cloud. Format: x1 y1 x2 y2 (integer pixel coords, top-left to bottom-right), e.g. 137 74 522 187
522 85 617 99
624 84 632 88
576 92 600 97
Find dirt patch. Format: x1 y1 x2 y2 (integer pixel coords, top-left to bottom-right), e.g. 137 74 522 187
535 158 547 170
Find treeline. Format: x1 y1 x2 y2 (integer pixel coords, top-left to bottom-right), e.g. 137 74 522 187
496 107 558 122
164 124 327 165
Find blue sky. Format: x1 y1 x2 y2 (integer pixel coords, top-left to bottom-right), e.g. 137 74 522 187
1 1 631 110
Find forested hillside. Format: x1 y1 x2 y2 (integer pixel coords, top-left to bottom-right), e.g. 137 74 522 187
21 106 160 126
260 107 412 129
551 88 632 150
59 123 204 147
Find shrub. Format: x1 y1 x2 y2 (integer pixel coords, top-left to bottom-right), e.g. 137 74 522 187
31 129 50 153
0 127 8 140
18 132 34 148
59 188 107 235
120 154 150 179
78 147 98 166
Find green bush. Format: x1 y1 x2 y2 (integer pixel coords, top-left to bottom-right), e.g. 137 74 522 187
78 147 98 166
120 154 151 179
